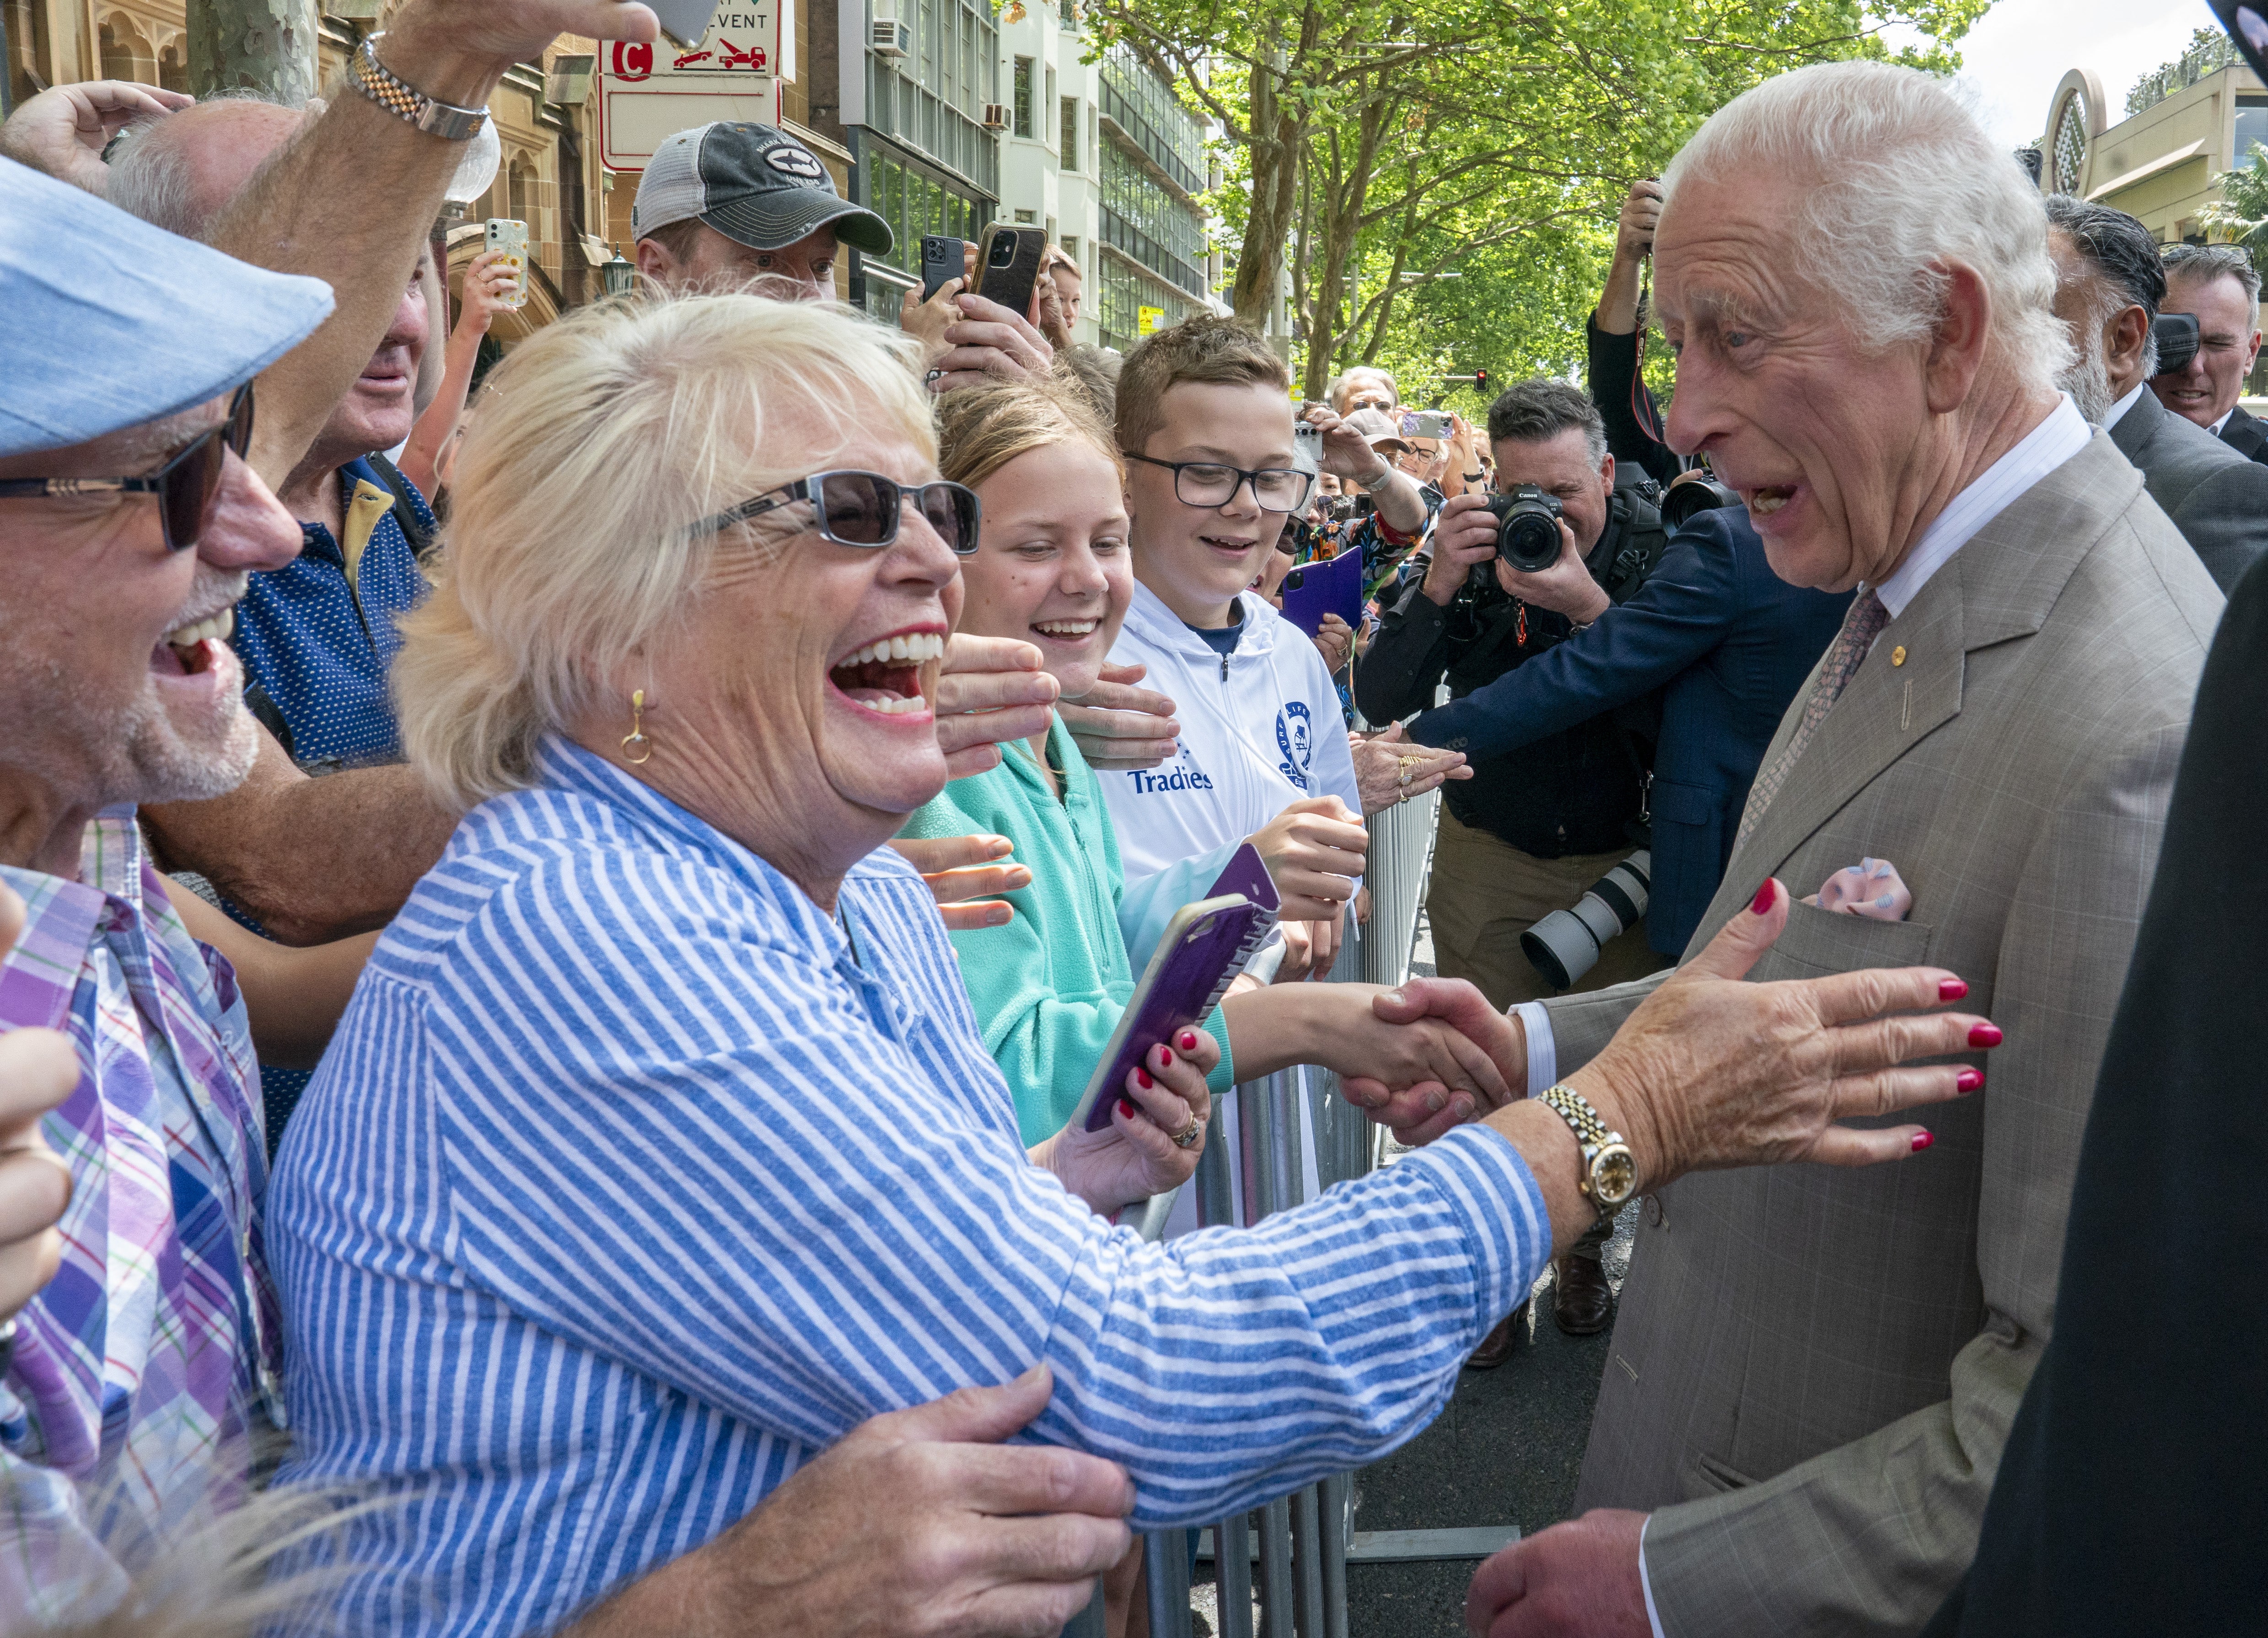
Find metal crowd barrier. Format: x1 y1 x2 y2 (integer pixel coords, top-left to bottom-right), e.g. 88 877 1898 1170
1092 790 1441 1638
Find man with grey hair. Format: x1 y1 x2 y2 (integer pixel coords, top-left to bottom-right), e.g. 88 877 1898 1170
2155 241 2268 460
2045 195 2268 592
1430 59 2222 1638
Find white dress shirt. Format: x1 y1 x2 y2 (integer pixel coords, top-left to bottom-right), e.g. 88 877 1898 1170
2211 407 2236 436
1494 394 2092 1638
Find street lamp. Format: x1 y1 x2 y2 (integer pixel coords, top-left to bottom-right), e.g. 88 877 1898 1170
441 116 502 223
602 244 637 297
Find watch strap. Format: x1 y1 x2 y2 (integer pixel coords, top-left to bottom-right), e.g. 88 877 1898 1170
1538 1083 1634 1209
349 34 490 141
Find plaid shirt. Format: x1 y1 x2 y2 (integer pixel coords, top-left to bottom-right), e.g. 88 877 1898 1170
0 814 274 1620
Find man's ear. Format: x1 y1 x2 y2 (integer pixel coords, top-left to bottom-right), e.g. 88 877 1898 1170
633 238 673 281
1599 452 1616 499
1924 260 1994 415
2105 302 2151 384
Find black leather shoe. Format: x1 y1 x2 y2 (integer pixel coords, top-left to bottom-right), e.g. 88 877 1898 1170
1463 1302 1526 1370
1552 1255 1613 1336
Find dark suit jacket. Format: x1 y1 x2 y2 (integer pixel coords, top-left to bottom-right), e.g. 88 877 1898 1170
2214 399 2268 463
1408 508 1849 957
2111 387 2268 591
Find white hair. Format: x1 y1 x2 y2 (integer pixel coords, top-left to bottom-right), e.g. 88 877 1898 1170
1663 61 2072 395
104 90 300 238
392 293 935 812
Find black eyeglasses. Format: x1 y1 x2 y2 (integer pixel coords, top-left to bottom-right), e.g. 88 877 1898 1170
0 383 255 553
693 469 982 555
1122 451 1315 514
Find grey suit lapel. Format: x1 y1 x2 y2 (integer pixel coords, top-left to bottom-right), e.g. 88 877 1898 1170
2108 391 2154 466
1703 434 2138 919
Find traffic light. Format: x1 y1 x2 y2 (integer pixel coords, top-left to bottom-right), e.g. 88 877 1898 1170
1473 367 1490 396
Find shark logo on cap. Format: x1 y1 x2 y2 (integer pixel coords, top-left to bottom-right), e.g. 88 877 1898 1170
765 145 825 181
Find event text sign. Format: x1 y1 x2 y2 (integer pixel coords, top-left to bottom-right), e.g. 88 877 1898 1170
598 10 785 171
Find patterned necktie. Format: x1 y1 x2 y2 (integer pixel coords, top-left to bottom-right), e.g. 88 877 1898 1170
1736 587 1890 849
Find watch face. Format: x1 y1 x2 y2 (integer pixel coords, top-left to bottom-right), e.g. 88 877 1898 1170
1591 1145 1638 1207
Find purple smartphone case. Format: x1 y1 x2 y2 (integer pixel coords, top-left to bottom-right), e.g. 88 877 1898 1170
1078 847 1280 1132
1279 546 1364 638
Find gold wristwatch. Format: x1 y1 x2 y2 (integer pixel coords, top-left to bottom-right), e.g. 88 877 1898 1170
1539 1084 1638 1218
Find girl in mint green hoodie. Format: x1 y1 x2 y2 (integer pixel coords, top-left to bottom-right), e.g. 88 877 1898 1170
903 377 1504 1148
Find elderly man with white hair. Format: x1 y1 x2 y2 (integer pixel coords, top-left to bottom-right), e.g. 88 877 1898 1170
1435 60 2225 1638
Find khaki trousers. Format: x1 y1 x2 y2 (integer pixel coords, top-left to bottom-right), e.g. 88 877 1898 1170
1425 808 1673 1013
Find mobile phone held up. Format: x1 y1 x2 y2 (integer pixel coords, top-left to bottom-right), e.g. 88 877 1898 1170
484 219 529 311
976 224 1050 317
649 0 721 48
920 235 968 301
1400 409 1451 441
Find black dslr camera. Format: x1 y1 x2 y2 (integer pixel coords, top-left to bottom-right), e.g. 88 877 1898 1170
1470 485 1565 592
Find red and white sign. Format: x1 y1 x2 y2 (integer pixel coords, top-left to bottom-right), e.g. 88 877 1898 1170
598 9 785 171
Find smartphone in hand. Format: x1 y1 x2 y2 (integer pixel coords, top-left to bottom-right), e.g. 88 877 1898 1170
976 224 1050 316
483 219 529 310
921 235 968 301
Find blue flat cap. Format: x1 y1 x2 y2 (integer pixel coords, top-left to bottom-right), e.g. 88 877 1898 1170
1 155 335 459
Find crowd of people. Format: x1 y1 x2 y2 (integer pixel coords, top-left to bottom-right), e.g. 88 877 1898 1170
0 3 2261 1634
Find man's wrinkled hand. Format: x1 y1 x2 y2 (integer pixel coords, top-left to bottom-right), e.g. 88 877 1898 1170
1464 1510 1652 1638
0 81 192 194
1059 663 1179 771
927 292 1054 393
935 635 1059 779
887 834 1031 932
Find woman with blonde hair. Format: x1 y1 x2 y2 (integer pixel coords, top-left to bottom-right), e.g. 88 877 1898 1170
267 291 1990 1636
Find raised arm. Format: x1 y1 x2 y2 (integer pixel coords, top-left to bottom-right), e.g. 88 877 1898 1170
202 1 661 489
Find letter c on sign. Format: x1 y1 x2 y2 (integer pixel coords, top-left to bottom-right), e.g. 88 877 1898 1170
613 41 654 81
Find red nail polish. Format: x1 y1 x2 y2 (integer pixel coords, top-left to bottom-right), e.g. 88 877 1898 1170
1750 880 1775 915
1956 1068 1983 1094
1135 1069 1154 1089
1159 1048 1175 1067
1178 1031 1198 1052
1968 1023 2003 1048
1911 1131 1934 1152
1117 1097 1136 1119
1938 978 1968 1002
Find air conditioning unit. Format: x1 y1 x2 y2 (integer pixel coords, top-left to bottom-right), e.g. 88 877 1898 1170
871 18 912 56
981 103 1009 129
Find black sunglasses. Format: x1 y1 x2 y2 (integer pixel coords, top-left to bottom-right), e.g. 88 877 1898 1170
0 383 256 553
693 469 981 555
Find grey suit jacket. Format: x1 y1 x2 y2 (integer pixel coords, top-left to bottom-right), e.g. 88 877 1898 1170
2110 386 2268 592
1542 435 2223 1637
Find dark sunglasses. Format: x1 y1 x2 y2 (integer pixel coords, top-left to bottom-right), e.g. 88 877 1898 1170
693 469 981 555
0 383 256 553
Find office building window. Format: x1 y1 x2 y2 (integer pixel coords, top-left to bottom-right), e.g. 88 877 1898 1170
1060 235 1079 264
1015 209 1037 224
1059 0 1077 29
2240 94 2268 166
1061 97 1080 171
1014 57 1035 138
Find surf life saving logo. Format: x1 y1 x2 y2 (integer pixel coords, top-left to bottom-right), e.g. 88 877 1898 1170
1275 702 1313 792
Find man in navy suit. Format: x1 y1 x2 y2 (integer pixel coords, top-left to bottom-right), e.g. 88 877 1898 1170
1407 488 1849 962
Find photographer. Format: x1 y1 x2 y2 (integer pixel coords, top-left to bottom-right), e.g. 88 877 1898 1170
1356 380 1668 1349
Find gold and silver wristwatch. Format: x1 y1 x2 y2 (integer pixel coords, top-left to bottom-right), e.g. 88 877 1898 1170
1538 1084 1638 1218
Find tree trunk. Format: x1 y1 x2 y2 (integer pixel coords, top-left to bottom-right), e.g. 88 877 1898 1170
188 0 319 104
1229 51 1301 333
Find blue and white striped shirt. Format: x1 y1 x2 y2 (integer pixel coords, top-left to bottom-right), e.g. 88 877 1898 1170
269 738 1548 1635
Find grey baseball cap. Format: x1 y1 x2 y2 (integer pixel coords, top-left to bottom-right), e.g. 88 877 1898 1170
1343 407 1412 453
633 122 892 257
1 155 333 459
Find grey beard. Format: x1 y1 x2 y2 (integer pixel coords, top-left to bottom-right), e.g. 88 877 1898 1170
2058 334 2116 424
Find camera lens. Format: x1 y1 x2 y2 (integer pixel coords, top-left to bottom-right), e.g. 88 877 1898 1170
989 234 1016 266
1499 510 1560 574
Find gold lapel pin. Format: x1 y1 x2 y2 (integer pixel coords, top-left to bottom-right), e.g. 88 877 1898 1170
1891 645 1908 667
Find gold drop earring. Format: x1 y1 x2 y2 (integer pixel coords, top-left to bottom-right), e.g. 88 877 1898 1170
622 689 653 765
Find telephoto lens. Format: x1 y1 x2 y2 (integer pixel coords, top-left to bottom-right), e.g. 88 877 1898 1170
1521 850 1651 990
1480 485 1565 578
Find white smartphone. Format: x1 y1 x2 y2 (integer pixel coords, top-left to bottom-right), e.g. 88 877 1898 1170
484 218 529 311
649 0 721 48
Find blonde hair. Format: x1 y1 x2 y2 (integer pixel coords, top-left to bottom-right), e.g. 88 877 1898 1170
392 293 933 811
935 372 1119 492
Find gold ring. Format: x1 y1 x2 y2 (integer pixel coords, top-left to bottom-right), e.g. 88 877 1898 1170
1172 1112 1204 1148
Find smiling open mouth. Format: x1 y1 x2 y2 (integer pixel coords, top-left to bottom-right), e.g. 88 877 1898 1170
829 629 944 717
152 607 235 677
1747 485 1797 517
1032 618 1100 641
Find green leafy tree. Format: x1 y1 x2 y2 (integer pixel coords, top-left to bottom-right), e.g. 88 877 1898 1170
2201 148 2268 257
1083 0 1990 400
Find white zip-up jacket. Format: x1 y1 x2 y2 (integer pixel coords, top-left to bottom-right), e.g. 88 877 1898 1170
1101 582 1362 958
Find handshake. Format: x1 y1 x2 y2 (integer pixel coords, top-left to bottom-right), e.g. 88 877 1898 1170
1320 877 1994 1188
